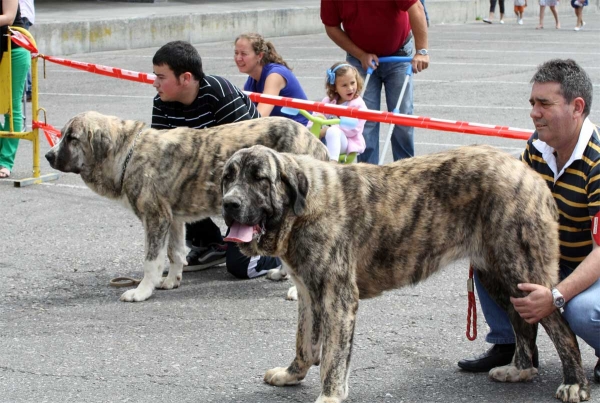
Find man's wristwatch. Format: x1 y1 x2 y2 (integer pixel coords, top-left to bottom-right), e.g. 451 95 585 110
416 49 429 56
551 287 565 309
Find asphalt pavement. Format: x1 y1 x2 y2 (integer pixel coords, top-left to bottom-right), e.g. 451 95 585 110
1 10 600 403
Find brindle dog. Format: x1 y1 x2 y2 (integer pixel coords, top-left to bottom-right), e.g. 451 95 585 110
221 145 589 403
45 112 328 302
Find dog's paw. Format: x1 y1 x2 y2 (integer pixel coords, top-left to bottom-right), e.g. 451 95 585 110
555 383 590 402
120 286 153 302
159 275 181 290
489 365 537 382
286 285 298 301
264 367 301 386
315 395 342 403
266 267 288 281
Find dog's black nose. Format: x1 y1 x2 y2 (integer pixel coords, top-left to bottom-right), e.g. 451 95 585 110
45 151 55 166
223 196 241 214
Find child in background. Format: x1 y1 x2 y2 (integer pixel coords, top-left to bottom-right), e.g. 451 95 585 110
316 63 367 162
571 0 587 30
514 0 526 24
537 0 560 29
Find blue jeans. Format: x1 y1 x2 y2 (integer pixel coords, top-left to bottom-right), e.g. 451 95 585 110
475 268 600 357
346 39 414 164
420 0 430 26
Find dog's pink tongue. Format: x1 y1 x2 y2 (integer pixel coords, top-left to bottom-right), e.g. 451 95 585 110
224 221 254 243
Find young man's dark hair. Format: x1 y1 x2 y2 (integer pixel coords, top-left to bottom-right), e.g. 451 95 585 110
152 40 205 82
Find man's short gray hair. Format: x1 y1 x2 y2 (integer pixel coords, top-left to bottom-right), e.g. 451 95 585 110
531 59 593 117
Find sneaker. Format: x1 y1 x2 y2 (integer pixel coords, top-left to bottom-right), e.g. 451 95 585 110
185 243 227 271
500 20 505 24
518 19 523 25
483 18 492 24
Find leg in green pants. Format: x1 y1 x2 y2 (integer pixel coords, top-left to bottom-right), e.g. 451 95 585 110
0 46 31 175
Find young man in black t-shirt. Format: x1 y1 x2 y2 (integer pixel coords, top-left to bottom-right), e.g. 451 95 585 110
151 40 281 279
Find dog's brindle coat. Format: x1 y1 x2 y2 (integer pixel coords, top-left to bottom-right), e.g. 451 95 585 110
45 111 329 302
221 145 589 403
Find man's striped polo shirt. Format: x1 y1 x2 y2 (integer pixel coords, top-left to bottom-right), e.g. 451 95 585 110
521 119 600 270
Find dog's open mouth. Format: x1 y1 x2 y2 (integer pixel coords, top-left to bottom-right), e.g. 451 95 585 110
224 221 264 243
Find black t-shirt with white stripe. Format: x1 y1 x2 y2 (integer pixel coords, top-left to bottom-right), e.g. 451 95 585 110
151 75 259 130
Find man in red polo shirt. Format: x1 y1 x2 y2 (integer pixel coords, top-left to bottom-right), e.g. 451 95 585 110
321 0 429 164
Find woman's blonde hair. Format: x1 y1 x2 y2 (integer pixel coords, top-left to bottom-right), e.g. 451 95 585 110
325 62 363 101
234 32 291 70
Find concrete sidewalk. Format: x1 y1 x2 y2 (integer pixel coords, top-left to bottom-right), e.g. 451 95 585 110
30 0 600 56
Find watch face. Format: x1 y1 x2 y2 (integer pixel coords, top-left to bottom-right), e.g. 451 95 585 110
418 49 428 55
554 297 565 308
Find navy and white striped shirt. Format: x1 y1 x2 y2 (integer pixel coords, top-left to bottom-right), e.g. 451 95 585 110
521 119 600 270
151 75 260 130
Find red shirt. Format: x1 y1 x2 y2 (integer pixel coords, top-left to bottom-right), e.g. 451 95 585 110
320 0 418 56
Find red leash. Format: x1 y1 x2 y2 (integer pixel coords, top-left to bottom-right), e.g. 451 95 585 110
466 264 477 341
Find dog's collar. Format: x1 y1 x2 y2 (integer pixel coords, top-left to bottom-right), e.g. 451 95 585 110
119 129 143 190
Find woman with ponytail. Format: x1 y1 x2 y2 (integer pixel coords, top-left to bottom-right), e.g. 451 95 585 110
234 32 309 126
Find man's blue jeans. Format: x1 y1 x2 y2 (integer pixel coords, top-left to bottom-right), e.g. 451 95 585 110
346 39 414 164
474 268 600 358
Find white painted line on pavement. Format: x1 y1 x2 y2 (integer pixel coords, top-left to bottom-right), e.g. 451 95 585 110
40 182 90 190
414 141 524 152
34 92 600 114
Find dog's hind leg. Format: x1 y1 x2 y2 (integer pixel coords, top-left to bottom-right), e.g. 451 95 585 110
489 308 539 382
476 270 539 382
266 263 289 281
540 312 590 403
120 215 170 302
160 219 186 290
264 275 323 387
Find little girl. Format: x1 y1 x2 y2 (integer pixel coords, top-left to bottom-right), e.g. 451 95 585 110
317 62 367 162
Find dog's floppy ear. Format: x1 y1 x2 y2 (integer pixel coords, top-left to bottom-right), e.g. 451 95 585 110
89 129 114 162
280 163 308 216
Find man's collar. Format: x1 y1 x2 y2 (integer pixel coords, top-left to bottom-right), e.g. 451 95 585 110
532 117 594 179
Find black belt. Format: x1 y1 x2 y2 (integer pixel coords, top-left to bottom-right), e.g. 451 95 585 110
388 31 413 57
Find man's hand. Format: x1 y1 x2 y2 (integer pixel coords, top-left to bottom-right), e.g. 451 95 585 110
412 54 429 74
510 283 555 324
359 53 379 71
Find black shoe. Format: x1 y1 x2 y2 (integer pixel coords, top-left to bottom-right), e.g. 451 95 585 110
185 243 226 271
26 92 32 102
594 358 600 383
458 344 539 373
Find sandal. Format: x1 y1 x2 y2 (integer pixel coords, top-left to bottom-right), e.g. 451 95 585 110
0 167 10 179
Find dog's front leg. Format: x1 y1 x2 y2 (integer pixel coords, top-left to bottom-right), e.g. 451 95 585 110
120 216 169 302
264 276 322 386
160 220 185 290
315 282 359 403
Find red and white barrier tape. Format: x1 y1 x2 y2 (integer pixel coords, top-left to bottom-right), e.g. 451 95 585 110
33 121 61 147
245 93 533 141
11 33 534 141
43 55 157 85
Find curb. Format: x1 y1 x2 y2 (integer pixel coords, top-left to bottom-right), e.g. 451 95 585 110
31 6 322 56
